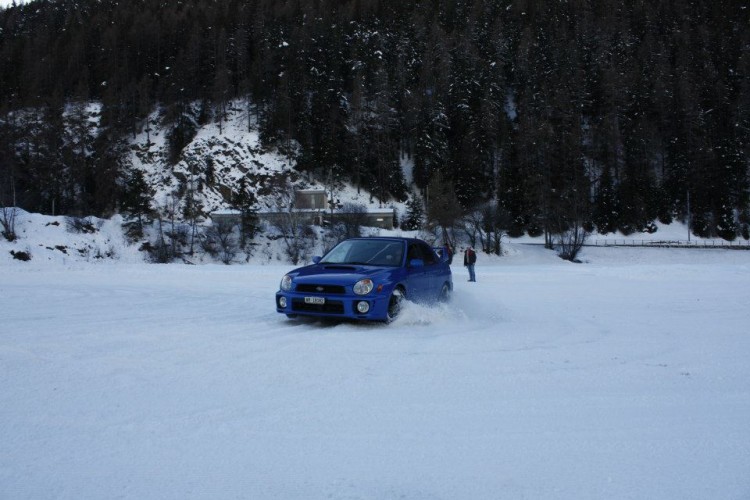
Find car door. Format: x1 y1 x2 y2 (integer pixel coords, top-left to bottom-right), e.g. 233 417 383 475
417 241 443 297
405 242 431 300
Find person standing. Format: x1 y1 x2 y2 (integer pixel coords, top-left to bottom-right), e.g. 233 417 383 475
464 246 477 282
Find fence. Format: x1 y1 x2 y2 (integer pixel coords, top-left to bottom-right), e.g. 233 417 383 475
587 239 750 249
520 239 750 249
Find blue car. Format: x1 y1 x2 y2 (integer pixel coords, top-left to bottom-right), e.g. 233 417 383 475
275 237 452 322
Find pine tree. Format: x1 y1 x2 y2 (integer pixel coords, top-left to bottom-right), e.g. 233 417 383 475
593 166 619 235
402 193 425 231
426 171 463 243
121 170 151 234
232 177 259 248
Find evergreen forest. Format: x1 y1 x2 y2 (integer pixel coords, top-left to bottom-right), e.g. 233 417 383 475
1 0 748 240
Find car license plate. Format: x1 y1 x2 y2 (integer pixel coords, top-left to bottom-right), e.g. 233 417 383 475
304 296 326 305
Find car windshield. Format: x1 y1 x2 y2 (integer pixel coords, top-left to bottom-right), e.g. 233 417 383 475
320 239 404 267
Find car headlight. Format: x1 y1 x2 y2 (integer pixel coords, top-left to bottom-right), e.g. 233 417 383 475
353 278 374 295
280 275 293 291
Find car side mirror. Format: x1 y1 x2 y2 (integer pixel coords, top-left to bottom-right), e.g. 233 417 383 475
408 258 424 268
312 256 322 264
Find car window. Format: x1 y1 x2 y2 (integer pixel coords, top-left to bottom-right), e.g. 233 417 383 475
379 242 404 266
321 240 403 266
323 242 351 263
407 243 421 262
407 242 436 265
418 241 437 265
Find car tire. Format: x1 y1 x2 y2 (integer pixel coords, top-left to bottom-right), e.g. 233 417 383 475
439 282 451 302
386 287 405 323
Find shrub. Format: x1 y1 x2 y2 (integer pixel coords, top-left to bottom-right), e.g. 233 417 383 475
66 216 97 234
555 223 589 262
10 250 31 261
618 223 636 236
144 239 174 263
1 207 18 241
203 221 239 265
526 222 543 238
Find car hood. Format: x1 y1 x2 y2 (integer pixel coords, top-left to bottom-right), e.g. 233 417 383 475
291 264 394 285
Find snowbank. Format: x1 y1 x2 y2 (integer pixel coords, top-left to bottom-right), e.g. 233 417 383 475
0 209 143 267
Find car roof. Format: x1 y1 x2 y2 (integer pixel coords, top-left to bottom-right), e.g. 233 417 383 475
345 236 426 244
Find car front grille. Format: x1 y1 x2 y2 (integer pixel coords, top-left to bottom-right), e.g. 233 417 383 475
291 298 345 314
295 284 346 294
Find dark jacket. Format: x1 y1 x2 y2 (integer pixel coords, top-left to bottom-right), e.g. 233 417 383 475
464 248 476 266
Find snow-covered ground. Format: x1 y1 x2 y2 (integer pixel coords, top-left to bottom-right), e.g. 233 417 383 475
2 242 749 499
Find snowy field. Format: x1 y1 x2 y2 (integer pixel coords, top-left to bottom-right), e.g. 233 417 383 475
2 245 750 499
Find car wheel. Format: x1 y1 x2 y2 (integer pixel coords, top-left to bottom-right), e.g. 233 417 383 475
386 287 405 322
439 282 451 302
